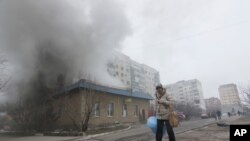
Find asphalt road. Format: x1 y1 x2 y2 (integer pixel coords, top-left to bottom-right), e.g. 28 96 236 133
1 116 237 141
91 117 221 141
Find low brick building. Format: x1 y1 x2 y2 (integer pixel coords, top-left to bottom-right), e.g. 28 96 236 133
53 79 153 129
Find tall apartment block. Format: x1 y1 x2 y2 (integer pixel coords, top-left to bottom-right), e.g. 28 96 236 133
107 52 160 96
166 79 206 111
219 84 241 114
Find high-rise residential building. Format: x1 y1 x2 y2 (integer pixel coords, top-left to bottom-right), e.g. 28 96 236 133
107 52 160 96
107 53 131 88
219 84 240 105
165 79 206 111
219 84 241 113
142 64 160 95
130 60 160 95
204 97 222 113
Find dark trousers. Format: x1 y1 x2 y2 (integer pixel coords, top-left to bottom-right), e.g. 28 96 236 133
156 119 176 141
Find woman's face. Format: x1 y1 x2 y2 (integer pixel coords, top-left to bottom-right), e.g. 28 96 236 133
157 88 163 94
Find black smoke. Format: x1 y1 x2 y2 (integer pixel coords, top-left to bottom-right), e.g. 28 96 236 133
0 0 131 131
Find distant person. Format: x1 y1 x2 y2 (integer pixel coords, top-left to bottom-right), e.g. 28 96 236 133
212 111 217 120
155 84 176 141
216 110 221 120
228 112 231 117
232 108 235 116
237 110 241 116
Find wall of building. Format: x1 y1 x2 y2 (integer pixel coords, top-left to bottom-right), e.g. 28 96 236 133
204 97 222 112
221 104 242 114
88 90 150 127
107 53 131 88
54 89 150 128
54 91 83 127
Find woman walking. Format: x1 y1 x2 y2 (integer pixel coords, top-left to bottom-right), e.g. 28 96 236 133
155 84 176 141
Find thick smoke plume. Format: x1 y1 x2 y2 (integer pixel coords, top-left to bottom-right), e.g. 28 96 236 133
0 0 131 130
0 0 131 93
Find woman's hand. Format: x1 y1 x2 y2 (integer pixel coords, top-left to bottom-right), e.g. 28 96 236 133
157 100 170 105
157 100 163 104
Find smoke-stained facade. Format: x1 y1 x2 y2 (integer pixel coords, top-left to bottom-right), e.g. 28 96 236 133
107 52 160 96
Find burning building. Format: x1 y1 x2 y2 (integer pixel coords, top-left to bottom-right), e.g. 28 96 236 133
53 79 153 130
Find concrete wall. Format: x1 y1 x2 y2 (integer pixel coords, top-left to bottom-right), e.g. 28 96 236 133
221 104 242 114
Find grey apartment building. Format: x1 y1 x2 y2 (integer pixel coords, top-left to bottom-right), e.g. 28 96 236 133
107 52 160 97
166 79 206 111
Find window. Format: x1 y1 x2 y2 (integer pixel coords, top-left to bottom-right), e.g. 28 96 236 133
122 104 128 117
194 99 200 104
134 105 139 116
121 73 124 77
121 67 124 70
116 72 119 75
107 103 114 117
92 102 100 117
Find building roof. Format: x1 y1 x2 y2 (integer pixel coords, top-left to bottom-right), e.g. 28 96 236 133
53 79 154 100
219 83 237 88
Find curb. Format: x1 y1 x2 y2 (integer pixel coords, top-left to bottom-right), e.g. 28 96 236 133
176 117 240 135
175 122 216 135
77 124 132 140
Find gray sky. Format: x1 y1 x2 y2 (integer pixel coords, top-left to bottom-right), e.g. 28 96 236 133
1 0 250 101
119 0 250 98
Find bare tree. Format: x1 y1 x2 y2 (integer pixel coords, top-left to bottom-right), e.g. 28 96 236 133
0 77 11 91
80 88 96 131
59 95 82 131
1 72 62 132
58 80 98 132
239 85 250 105
0 54 11 91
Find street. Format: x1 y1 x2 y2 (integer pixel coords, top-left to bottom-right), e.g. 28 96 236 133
85 117 227 141
0 116 242 141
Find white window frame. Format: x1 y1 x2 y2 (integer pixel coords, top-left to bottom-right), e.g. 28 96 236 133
92 102 100 117
122 104 128 117
107 103 114 117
